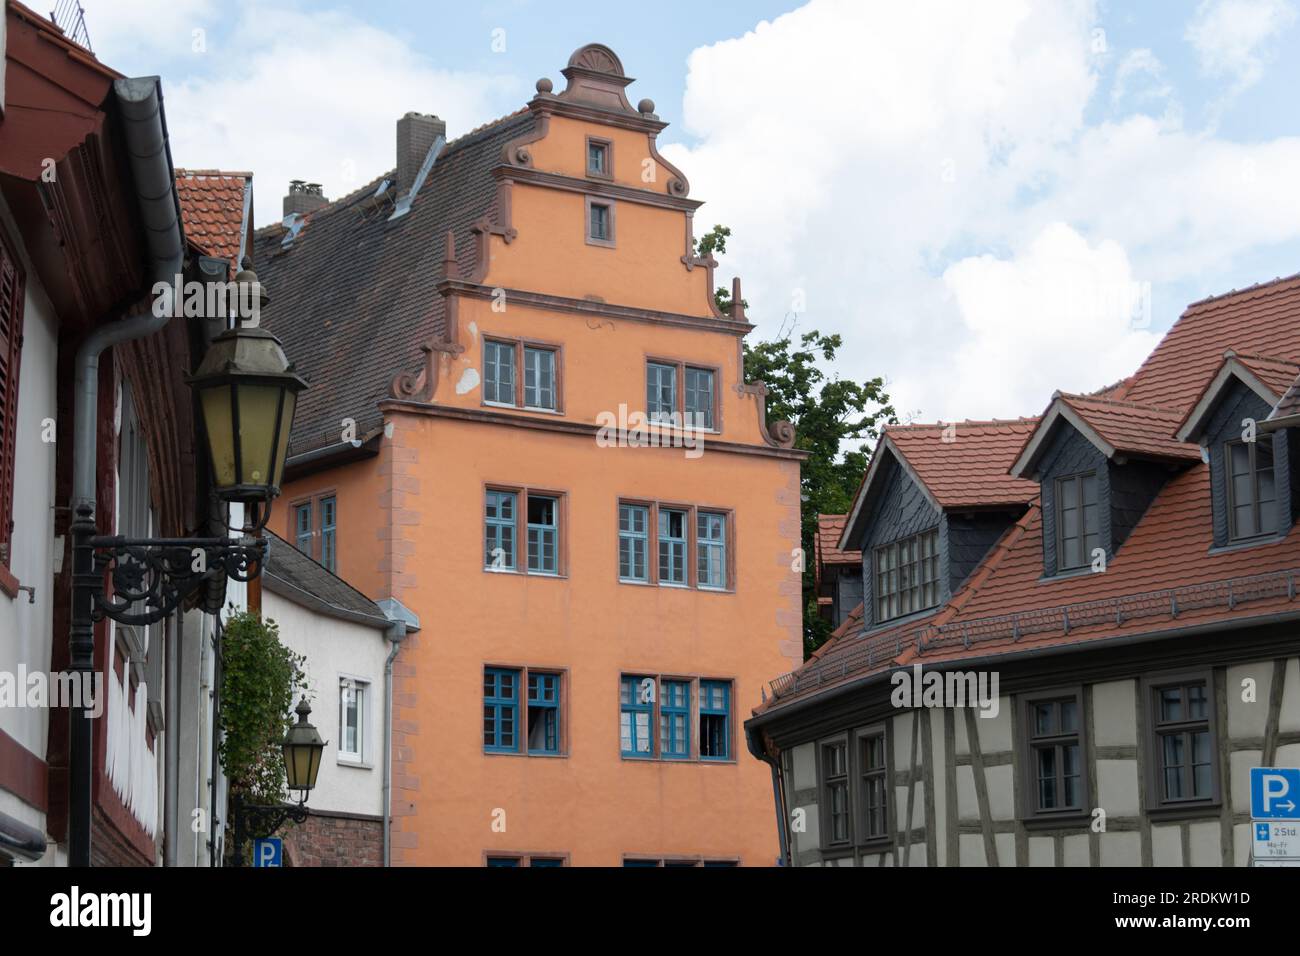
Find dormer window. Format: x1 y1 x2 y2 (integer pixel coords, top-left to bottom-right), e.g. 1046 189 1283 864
873 529 938 622
1055 471 1099 570
1226 439 1275 540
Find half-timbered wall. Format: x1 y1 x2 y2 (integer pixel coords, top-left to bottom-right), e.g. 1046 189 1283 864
782 654 1300 866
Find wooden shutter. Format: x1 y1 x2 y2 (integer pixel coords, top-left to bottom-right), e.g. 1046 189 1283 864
0 230 25 563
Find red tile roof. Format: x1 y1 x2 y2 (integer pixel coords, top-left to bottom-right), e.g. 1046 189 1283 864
1056 393 1201 462
1125 273 1300 414
175 170 251 268
1232 352 1300 397
885 418 1041 509
815 514 860 566
763 272 1300 713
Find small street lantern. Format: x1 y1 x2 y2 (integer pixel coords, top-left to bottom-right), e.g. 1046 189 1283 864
230 698 329 866
283 698 326 800
189 269 306 506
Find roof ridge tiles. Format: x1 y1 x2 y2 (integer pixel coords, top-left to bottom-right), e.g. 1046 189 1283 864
1184 271 1300 310
1056 392 1183 416
886 415 1040 432
176 169 254 179
1228 350 1300 368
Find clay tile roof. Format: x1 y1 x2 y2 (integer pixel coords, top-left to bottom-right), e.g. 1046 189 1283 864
175 170 251 268
815 514 860 566
253 110 536 458
1269 369 1300 420
1230 352 1300 396
1124 273 1300 414
759 273 1300 715
886 418 1042 508
1056 393 1201 462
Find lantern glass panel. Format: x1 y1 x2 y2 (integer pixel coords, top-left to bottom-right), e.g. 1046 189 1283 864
200 385 237 487
236 384 284 488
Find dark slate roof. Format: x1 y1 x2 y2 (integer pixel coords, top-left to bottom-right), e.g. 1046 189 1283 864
262 531 389 629
253 110 535 457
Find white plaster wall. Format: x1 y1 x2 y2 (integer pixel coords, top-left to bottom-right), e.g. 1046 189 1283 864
1028 835 1054 866
1092 679 1137 746
1187 821 1221 867
1227 662 1271 739
1096 759 1140 817
265 592 388 817
1151 824 1181 866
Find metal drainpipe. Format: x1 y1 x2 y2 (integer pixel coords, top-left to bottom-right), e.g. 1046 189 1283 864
68 76 184 868
766 755 791 866
382 619 407 866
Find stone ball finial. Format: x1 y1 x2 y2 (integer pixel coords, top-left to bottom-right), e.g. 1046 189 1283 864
536 77 553 94
638 98 656 115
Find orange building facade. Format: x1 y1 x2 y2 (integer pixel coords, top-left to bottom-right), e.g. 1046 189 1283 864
258 44 804 865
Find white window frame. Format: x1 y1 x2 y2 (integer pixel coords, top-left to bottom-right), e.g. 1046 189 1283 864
339 675 371 766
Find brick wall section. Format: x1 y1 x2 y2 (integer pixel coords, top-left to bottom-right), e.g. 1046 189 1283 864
378 415 421 863
281 811 382 867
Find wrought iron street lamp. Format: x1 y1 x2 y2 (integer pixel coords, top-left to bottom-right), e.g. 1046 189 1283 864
230 698 327 867
68 267 304 866
189 297 305 508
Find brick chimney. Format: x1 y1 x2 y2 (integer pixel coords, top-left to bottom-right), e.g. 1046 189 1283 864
397 112 447 197
283 180 328 217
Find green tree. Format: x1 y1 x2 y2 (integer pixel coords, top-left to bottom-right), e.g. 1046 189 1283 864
745 331 895 655
699 224 896 655
218 610 309 804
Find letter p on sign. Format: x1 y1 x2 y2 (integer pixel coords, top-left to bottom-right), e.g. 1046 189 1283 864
1251 767 1300 819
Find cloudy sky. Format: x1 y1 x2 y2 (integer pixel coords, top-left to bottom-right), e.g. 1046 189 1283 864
84 0 1300 426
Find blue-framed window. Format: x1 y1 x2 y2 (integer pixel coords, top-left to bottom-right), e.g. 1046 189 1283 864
527 672 561 754
684 366 714 429
646 362 677 423
320 496 337 572
523 346 557 410
530 856 564 867
620 676 654 757
483 668 519 752
485 490 517 570
618 503 649 582
484 339 516 405
527 495 559 574
660 680 690 759
658 508 687 585
699 680 730 760
294 502 312 554
486 856 521 867
696 511 727 590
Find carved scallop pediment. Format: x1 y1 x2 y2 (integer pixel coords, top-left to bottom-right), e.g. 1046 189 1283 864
567 43 625 77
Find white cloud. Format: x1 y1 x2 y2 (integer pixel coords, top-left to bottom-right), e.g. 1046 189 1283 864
1185 0 1297 91
85 2 519 226
932 223 1160 416
663 0 1300 423
1110 49 1177 122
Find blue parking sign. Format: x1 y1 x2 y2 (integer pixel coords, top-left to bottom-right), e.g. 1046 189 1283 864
253 837 283 867
1251 768 1300 819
